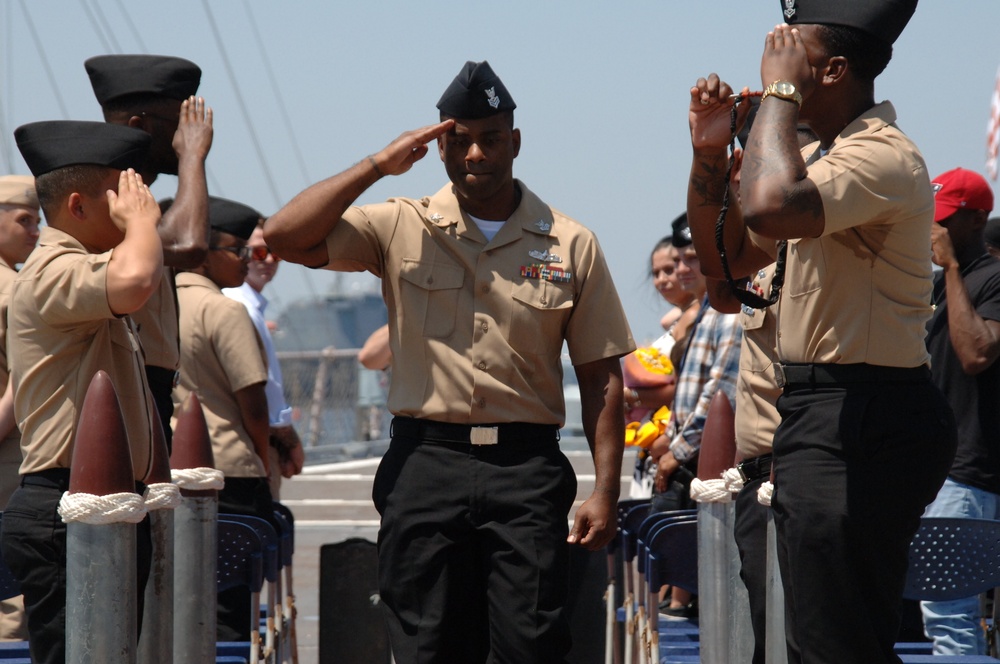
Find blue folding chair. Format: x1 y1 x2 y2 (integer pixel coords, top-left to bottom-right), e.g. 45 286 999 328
221 514 280 662
632 510 696 664
642 514 697 664
271 504 296 663
621 502 656 663
0 513 253 663
636 511 696 603
901 517 1000 662
609 499 651 664
218 519 265 664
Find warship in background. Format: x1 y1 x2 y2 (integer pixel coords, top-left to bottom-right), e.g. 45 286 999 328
271 289 387 354
271 283 585 461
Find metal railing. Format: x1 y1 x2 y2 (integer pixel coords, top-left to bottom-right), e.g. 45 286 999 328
277 347 391 462
277 348 588 463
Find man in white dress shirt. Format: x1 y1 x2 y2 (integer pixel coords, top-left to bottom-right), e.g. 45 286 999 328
223 220 304 496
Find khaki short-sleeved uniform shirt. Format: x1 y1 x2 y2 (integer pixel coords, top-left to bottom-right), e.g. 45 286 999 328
9 227 154 479
0 261 22 504
173 272 268 477
735 265 781 461
775 102 934 368
133 274 180 370
324 180 635 424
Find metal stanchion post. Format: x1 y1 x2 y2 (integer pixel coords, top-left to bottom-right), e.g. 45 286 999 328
765 493 787 664
139 408 176 664
170 393 221 663
63 371 142 664
692 391 740 664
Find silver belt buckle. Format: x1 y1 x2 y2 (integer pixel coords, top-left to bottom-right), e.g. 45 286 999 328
470 426 499 446
773 363 787 389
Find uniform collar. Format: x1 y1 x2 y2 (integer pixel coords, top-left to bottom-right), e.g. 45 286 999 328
421 179 557 249
175 271 222 293
826 101 897 153
38 225 88 252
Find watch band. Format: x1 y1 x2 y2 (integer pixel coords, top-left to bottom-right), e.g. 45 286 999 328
762 81 803 108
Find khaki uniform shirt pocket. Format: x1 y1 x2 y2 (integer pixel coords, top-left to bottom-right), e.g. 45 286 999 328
785 239 826 298
399 259 465 339
510 279 575 356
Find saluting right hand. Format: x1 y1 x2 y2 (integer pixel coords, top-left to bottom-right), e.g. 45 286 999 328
689 74 752 152
107 168 160 233
172 95 214 162
369 119 456 177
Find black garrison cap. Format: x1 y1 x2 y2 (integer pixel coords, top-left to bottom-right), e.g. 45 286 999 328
779 0 917 45
209 196 261 240
670 213 692 248
14 121 151 177
85 54 201 105
436 60 516 119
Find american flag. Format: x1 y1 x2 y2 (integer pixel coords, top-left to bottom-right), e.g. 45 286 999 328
987 65 1000 180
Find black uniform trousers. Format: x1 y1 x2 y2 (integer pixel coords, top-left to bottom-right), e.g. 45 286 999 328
771 371 956 664
217 476 277 642
145 365 176 453
0 474 152 664
373 419 577 664
734 472 770 664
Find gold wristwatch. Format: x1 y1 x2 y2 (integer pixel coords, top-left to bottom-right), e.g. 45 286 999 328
762 80 803 108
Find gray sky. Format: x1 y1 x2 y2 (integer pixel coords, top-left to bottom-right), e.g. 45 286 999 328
3 1 999 345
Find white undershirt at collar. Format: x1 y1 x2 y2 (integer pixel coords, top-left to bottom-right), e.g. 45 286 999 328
468 214 506 242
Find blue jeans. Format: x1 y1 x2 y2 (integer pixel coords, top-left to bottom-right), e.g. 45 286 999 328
920 478 1000 655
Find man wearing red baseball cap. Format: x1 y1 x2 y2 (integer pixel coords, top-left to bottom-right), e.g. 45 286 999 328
923 166 1000 655
932 167 996 222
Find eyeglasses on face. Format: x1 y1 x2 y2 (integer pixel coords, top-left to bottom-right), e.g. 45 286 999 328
210 245 252 260
250 245 280 262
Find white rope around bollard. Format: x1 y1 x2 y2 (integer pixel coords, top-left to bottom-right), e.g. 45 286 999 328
58 492 147 524
171 467 225 491
757 481 774 507
723 467 744 493
144 482 182 511
690 477 732 503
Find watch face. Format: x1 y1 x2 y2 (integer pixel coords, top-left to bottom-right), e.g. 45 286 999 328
775 81 795 96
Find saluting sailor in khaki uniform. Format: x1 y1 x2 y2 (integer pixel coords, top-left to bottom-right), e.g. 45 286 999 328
1 120 161 664
173 196 271 642
0 175 40 643
266 60 633 663
0 176 40 509
685 2 957 662
86 54 213 450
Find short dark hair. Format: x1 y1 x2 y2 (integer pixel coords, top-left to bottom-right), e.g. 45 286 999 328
35 165 115 219
816 24 893 83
